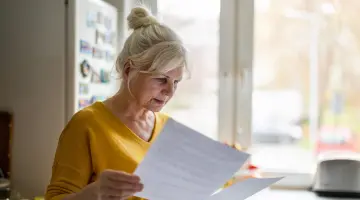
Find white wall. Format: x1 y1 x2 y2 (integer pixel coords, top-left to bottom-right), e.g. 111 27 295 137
1 0 66 198
0 0 125 198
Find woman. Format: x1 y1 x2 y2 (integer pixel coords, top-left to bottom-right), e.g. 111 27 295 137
45 7 187 200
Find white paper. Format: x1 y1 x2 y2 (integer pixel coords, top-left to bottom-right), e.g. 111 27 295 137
134 118 250 200
209 177 283 200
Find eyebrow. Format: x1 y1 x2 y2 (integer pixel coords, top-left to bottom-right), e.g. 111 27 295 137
156 74 182 81
162 75 170 79
153 74 169 79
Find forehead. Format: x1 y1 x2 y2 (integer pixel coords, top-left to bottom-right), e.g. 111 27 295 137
161 67 184 79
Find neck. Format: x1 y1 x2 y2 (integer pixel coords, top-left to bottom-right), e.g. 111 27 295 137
109 88 149 121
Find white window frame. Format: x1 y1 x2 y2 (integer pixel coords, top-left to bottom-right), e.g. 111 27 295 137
218 0 254 149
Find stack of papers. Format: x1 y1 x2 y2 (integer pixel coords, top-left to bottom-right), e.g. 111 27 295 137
134 118 283 200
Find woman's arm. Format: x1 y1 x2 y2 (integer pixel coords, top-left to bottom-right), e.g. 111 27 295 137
45 111 93 200
61 182 97 200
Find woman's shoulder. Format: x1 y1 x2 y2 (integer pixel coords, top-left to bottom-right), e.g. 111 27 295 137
68 105 96 123
69 102 105 122
59 103 103 141
62 102 105 134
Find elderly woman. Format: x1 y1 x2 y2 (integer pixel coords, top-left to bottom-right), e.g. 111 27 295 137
45 7 187 200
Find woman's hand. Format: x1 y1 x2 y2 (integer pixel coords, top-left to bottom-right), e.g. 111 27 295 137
97 170 143 199
74 169 143 200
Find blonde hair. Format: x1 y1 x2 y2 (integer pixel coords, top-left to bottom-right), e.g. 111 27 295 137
116 7 188 80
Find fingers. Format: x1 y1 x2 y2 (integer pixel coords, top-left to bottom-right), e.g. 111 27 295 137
106 181 143 191
99 187 141 200
118 190 138 199
99 170 143 199
103 173 143 191
99 187 140 197
103 170 141 183
99 193 133 200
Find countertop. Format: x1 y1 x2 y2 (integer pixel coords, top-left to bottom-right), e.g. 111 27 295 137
248 189 359 200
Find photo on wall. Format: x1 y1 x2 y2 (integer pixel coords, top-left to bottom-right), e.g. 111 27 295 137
91 71 101 83
79 83 89 95
96 11 104 25
95 29 116 46
80 60 92 78
80 40 92 54
78 99 91 109
104 16 112 30
100 69 111 83
91 95 107 103
86 10 97 28
105 51 115 62
92 47 104 59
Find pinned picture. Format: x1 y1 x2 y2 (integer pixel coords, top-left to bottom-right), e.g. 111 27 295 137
104 16 112 30
80 60 91 78
90 95 107 103
95 30 102 44
95 29 116 46
91 70 101 83
86 11 97 28
78 99 91 109
80 40 92 54
105 51 115 62
92 47 104 59
96 11 104 24
100 69 111 83
105 32 116 46
79 83 89 95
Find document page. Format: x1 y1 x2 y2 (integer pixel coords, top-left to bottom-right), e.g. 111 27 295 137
209 177 283 200
134 118 250 200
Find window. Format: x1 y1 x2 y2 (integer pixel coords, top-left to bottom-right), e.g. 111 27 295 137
250 0 316 174
157 0 220 140
135 0 360 186
251 0 360 178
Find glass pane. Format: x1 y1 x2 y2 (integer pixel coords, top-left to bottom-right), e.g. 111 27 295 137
157 0 220 140
315 0 360 155
251 0 360 174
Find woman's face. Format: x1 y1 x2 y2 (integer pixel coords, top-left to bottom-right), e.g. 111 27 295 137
127 67 183 112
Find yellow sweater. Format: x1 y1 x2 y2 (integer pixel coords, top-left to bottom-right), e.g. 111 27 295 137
45 101 169 200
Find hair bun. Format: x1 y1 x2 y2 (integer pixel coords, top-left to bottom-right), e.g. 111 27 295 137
127 7 159 30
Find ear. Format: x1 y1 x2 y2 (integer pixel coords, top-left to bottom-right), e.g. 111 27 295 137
122 61 131 81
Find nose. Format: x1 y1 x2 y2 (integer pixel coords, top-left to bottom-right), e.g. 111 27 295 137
163 82 175 96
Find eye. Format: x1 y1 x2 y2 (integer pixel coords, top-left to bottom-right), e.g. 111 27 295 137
155 78 167 84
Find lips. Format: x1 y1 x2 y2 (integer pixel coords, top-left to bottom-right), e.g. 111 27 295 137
153 98 166 104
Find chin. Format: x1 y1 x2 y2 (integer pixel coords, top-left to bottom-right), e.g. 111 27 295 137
147 104 166 112
149 107 163 112
151 108 162 112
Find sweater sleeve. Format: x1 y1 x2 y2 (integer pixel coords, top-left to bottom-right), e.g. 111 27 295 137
45 111 93 200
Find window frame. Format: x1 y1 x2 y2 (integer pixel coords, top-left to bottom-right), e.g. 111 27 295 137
218 0 254 149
